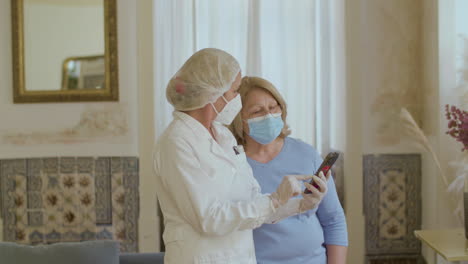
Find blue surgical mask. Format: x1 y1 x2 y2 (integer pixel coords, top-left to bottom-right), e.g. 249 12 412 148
247 113 284 145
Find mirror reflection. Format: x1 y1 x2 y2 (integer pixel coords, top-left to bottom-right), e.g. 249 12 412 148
24 0 104 91
62 55 105 90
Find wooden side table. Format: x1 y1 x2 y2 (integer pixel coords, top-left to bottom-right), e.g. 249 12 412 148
414 229 468 262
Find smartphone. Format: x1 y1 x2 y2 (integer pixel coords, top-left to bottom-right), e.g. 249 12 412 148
304 152 339 194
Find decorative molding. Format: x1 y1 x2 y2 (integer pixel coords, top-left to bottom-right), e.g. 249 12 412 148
2 105 129 146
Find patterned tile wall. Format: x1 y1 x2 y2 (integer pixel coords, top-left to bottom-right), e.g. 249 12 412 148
363 154 424 263
0 157 139 252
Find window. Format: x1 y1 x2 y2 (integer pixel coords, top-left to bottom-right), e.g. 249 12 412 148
154 0 345 152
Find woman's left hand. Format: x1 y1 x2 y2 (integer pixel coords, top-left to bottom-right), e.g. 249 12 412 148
299 171 329 212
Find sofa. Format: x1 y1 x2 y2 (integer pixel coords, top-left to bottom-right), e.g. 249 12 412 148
120 252 165 264
0 240 164 264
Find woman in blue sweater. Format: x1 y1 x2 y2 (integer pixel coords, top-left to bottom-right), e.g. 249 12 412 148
229 76 348 264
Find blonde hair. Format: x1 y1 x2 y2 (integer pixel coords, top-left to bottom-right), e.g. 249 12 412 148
229 76 291 145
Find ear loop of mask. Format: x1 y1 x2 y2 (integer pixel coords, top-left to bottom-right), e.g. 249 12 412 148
210 96 229 115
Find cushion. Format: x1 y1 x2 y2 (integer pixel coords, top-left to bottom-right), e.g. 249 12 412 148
0 240 119 264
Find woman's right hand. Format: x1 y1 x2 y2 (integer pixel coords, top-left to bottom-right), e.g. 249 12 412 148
299 171 328 212
270 175 313 208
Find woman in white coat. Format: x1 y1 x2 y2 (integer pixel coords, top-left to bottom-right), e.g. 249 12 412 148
153 48 328 264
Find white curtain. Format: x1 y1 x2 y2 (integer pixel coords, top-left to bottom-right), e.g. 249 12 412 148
153 0 345 152
455 0 468 106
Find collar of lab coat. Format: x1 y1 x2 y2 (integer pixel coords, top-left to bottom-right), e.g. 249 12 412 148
173 111 238 168
173 111 212 140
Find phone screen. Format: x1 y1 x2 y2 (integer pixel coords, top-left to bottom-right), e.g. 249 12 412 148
304 152 339 194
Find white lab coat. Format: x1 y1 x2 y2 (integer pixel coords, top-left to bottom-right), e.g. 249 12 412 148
153 112 300 264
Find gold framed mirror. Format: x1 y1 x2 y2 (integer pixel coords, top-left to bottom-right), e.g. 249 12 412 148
11 0 118 103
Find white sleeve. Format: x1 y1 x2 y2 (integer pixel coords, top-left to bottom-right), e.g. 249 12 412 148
264 198 302 224
154 138 276 237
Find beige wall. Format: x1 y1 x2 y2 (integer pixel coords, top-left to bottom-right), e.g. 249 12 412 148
346 1 463 264
136 0 159 253
421 1 440 263
0 0 160 252
344 0 425 262
344 1 364 263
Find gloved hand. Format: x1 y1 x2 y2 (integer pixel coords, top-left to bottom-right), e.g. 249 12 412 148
270 175 313 208
299 171 329 212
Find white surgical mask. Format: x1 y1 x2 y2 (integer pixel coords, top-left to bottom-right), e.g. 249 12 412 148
211 94 242 125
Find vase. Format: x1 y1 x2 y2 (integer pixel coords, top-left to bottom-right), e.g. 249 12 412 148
456 153 468 239
465 191 468 239
465 163 468 239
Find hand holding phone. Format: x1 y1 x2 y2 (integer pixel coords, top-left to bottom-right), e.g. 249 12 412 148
304 152 339 194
